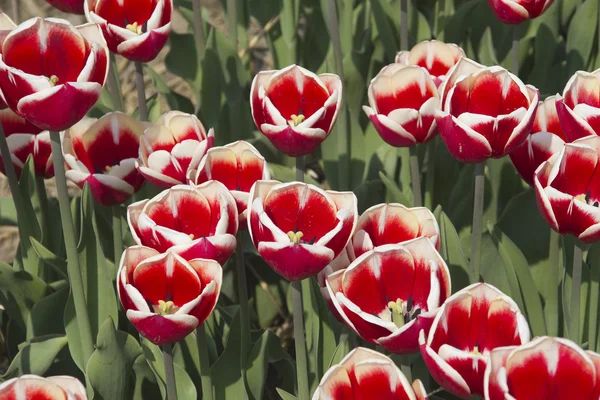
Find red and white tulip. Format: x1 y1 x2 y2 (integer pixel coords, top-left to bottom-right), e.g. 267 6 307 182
395 40 465 87
0 375 87 400
117 246 221 345
248 180 357 280
189 140 270 225
313 347 428 400
0 18 109 131
250 65 343 157
484 337 600 400
0 13 16 110
363 65 440 147
137 111 214 188
63 112 146 206
326 237 451 354
45 0 85 14
128 181 238 264
534 135 600 243
487 0 555 24
85 0 173 63
556 68 600 142
419 283 530 398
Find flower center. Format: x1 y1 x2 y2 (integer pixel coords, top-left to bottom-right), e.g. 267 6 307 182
471 345 482 356
189 234 195 240
153 300 179 315
287 230 304 245
575 191 599 207
386 296 421 329
48 75 59 87
288 114 305 127
126 22 143 35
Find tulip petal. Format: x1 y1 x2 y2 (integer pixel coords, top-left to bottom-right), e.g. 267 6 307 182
257 242 334 280
127 310 198 345
436 111 492 163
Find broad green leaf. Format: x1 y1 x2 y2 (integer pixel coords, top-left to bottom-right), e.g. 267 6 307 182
26 285 69 338
379 171 411 207
146 65 195 114
30 237 68 280
478 28 498 66
587 244 600 352
0 197 17 225
354 180 386 214
370 0 398 60
565 0 598 74
438 212 470 293
130 354 161 400
16 156 43 276
268 164 321 186
172 332 202 391
2 335 68 378
211 310 247 399
276 388 298 400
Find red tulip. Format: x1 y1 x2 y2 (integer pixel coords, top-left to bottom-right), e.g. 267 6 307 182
326 237 450 354
534 135 600 243
419 283 530 398
250 65 342 157
313 347 428 400
484 337 600 400
556 68 600 142
396 40 465 87
487 0 555 24
137 111 214 188
117 246 221 345
363 65 440 147
436 62 539 163
0 375 87 400
0 108 53 179
509 95 567 185
247 180 357 280
189 140 270 225
85 0 172 63
0 18 109 131
0 13 16 110
45 0 85 14
128 181 238 264
63 113 146 206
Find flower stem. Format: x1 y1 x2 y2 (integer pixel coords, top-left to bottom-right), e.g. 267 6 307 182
545 229 561 337
291 280 310 400
400 0 408 51
512 25 520 75
162 343 178 400
196 324 214 400
192 0 206 63
108 55 124 112
134 62 148 121
112 205 123 264
235 238 250 390
424 141 436 210
470 162 485 284
409 146 422 207
296 154 305 182
570 243 583 343
49 130 94 364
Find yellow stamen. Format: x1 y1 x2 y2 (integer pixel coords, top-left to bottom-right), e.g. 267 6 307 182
388 299 406 329
288 114 306 127
472 346 481 356
154 300 178 315
105 165 112 173
48 75 59 86
575 193 587 203
126 22 143 35
287 231 304 245
189 234 195 240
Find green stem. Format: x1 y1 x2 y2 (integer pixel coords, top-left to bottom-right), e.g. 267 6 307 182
408 146 422 207
400 0 408 50
296 154 305 182
235 238 250 390
424 140 436 210
470 162 485 284
134 62 148 121
192 0 206 63
227 0 238 51
281 0 297 66
163 343 178 400
112 206 123 264
512 25 520 75
545 229 561 337
49 130 94 364
196 324 214 400
291 280 310 400
589 247 600 352
108 56 124 112
570 243 583 343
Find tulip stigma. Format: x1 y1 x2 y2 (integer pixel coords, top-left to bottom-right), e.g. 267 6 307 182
126 21 143 35
154 300 179 315
48 75 59 87
388 299 406 328
288 114 306 127
287 230 304 245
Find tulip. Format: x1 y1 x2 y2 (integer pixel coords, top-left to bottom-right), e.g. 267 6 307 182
487 0 555 24
313 347 428 400
556 68 600 142
0 18 109 131
509 95 567 185
534 135 600 243
117 246 221 345
128 181 238 264
326 237 450 354
0 108 53 179
62 112 146 206
137 111 214 188
250 65 342 157
85 0 173 63
363 65 440 147
436 62 539 163
0 13 16 109
45 0 85 14
396 40 466 87
247 180 357 280
419 283 531 398
0 375 87 399
484 337 600 400
189 140 270 225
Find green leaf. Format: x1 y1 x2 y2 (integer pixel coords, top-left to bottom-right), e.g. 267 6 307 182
379 171 411 207
477 28 498 66
2 335 68 378
587 244 600 352
0 197 17 225
565 0 598 74
437 212 470 293
212 310 247 399
26 285 69 338
369 0 398 60
276 388 298 400
30 237 68 280
16 156 43 276
145 65 195 114
268 164 321 186
130 354 161 400
354 180 386 214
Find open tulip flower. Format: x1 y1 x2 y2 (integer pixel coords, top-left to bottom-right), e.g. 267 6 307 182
556 68 600 142
395 40 465 87
487 0 555 24
45 0 85 14
117 246 221 345
250 64 342 156
484 337 600 400
510 95 567 185
326 237 451 354
248 180 357 280
313 347 428 400
137 111 214 188
0 109 53 179
85 0 173 63
534 135 600 243
436 63 539 163
189 140 270 225
0 17 109 131
0 375 87 400
0 13 16 110
419 283 530 399
128 181 238 264
63 112 146 206
363 65 440 147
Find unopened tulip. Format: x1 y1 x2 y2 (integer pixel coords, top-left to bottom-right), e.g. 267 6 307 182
556 68 600 142
250 65 342 156
45 0 85 14
0 18 109 131
487 0 555 24
396 40 465 87
63 113 146 206
0 375 87 400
